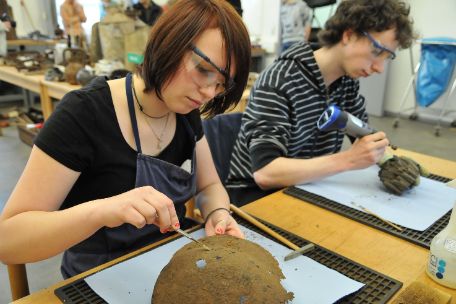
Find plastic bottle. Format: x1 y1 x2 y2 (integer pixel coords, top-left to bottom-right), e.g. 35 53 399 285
426 201 456 289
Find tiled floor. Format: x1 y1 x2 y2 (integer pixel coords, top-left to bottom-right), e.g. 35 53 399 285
0 110 455 304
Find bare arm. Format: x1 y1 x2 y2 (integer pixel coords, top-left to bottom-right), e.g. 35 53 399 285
304 25 311 42
75 3 87 23
195 137 243 238
0 146 179 264
60 5 72 30
253 132 389 189
0 21 11 31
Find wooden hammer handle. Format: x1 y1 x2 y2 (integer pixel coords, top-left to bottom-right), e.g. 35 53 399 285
230 204 300 251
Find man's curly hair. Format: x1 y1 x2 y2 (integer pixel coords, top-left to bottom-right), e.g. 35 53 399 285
318 0 417 49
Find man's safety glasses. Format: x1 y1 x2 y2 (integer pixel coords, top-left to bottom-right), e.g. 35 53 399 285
186 44 235 97
362 31 396 60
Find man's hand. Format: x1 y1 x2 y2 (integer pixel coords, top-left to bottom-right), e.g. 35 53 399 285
345 131 389 170
2 21 11 31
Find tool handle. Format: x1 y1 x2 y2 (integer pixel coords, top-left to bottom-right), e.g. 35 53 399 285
230 204 300 251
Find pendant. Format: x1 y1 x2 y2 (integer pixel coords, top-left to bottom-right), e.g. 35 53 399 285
157 139 162 150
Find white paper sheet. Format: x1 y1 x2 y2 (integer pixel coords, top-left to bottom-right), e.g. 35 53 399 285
85 226 364 303
296 166 456 231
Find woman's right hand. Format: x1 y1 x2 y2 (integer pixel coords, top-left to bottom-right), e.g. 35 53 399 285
95 186 180 233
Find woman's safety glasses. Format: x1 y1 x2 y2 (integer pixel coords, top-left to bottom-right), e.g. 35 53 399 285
186 44 235 97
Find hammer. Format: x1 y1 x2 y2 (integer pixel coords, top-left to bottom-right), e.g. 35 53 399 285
230 204 315 261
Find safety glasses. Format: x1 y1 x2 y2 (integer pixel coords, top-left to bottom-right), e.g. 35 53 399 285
362 31 396 60
186 44 235 97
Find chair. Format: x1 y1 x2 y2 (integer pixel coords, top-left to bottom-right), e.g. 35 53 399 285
202 112 243 184
8 264 30 300
186 113 242 219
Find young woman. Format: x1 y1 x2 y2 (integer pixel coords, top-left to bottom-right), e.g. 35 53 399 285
0 0 251 278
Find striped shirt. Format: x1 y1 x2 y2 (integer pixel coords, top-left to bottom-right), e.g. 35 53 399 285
226 42 367 190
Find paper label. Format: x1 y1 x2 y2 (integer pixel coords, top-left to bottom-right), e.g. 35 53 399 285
444 238 456 253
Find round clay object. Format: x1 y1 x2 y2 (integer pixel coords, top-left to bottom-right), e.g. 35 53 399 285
152 234 294 304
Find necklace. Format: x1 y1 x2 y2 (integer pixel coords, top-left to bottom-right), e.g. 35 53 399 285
143 111 170 150
130 76 171 149
131 76 169 119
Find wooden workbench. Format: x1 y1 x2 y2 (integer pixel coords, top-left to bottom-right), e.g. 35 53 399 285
0 65 80 119
7 39 58 48
10 148 456 303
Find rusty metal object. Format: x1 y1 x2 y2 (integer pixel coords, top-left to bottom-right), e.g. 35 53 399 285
4 51 45 73
62 48 90 85
64 62 84 85
378 155 422 195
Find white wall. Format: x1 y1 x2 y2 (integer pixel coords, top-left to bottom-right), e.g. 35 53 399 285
9 0 54 37
243 0 281 55
384 0 456 121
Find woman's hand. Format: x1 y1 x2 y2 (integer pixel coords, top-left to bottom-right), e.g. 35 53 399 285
94 186 180 233
204 209 244 238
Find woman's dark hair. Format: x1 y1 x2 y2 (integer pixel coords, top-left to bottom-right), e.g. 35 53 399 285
139 0 251 117
318 0 417 49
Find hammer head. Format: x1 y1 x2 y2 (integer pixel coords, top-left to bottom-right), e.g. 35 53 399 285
283 243 315 261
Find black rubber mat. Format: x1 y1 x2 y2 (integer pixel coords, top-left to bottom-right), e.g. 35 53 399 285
283 173 452 249
55 216 402 304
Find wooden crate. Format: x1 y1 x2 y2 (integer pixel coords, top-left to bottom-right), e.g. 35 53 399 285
17 125 39 147
16 113 40 147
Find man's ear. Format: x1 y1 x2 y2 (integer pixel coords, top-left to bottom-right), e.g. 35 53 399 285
342 29 356 45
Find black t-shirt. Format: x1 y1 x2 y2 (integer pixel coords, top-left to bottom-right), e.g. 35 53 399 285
35 76 204 210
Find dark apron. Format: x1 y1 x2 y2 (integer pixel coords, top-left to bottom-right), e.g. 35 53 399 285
61 73 197 278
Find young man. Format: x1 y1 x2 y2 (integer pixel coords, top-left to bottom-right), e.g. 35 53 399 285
226 0 416 206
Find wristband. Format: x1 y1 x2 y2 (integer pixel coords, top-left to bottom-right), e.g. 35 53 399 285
204 207 231 224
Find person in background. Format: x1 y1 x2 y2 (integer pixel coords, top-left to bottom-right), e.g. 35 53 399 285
162 0 177 12
0 21 10 57
0 17 11 57
133 0 162 26
60 0 87 47
226 0 242 16
100 0 112 21
0 0 251 278
226 0 416 206
280 0 312 52
0 0 11 57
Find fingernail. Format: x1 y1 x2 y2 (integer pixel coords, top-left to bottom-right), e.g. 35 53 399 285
174 222 180 229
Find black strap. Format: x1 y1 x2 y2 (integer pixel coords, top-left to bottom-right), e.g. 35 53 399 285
126 73 142 154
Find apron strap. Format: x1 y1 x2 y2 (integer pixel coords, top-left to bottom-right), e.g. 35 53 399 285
179 114 197 143
126 73 142 154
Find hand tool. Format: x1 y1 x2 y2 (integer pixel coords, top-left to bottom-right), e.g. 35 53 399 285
317 104 397 149
173 227 211 251
350 201 404 231
230 204 315 261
